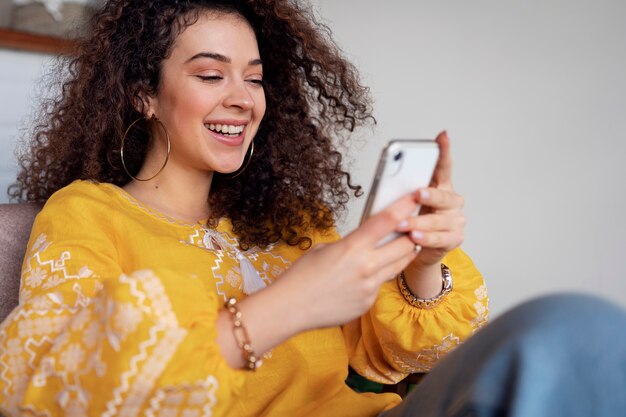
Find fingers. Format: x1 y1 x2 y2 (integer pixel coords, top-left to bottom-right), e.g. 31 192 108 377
373 233 416 269
408 229 464 250
413 187 464 211
398 212 466 233
340 230 415 284
431 131 453 188
373 252 416 285
396 212 465 248
348 194 417 247
361 234 417 285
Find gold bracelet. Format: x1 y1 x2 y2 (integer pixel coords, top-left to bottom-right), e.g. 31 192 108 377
397 264 453 309
224 297 262 371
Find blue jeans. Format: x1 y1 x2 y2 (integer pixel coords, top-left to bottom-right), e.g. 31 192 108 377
380 294 626 417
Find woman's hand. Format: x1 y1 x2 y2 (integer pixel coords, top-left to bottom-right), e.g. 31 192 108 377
220 192 422 368
396 131 466 296
272 194 420 332
219 132 464 367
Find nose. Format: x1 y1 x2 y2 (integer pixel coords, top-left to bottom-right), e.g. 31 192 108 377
223 78 254 111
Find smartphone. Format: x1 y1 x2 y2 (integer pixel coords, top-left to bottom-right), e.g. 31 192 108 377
360 139 440 245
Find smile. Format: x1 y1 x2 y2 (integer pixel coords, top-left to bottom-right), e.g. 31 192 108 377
204 123 245 137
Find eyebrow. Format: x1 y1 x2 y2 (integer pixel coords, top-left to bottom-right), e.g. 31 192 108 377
185 52 262 66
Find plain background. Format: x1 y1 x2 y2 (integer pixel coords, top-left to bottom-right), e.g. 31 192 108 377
1 0 625 316
308 0 626 316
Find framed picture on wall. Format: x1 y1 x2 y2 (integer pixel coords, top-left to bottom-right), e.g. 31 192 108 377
0 0 98 54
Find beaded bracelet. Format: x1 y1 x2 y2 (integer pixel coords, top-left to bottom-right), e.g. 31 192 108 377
224 297 262 371
397 264 453 309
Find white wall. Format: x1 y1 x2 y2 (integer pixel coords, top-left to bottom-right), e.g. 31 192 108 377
0 48 53 199
1 1 625 317
309 0 626 316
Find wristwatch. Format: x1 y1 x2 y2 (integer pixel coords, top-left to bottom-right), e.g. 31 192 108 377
397 264 453 309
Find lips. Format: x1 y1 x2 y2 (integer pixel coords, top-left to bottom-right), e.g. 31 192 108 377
204 122 247 146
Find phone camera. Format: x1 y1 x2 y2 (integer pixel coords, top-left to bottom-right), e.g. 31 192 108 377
393 151 403 161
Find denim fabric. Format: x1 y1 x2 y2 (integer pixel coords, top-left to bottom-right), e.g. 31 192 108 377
380 294 626 417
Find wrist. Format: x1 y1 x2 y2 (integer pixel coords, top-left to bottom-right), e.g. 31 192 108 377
259 277 309 335
399 264 453 309
217 282 304 369
403 262 443 299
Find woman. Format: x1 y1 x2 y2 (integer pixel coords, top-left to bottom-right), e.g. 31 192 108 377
1 1 625 416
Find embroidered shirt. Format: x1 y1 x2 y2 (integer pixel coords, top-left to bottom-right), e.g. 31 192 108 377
0 180 488 417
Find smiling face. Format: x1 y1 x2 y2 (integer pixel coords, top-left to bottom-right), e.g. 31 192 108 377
144 11 266 176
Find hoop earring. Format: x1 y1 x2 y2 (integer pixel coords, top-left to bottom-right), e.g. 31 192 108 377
225 141 254 179
120 115 171 181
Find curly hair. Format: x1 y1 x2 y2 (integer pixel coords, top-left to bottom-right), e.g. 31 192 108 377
9 0 373 249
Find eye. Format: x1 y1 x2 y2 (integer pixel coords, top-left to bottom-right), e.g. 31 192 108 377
247 79 264 86
197 75 223 82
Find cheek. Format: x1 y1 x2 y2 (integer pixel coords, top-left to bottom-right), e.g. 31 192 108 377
177 91 216 114
255 94 267 121
163 82 215 115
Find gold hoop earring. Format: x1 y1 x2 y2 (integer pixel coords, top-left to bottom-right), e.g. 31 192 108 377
120 115 171 181
225 141 254 179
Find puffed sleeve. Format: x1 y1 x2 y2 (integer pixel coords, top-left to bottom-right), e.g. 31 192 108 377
343 248 489 384
0 189 246 416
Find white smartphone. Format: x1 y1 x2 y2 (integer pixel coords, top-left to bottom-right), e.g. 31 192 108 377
360 139 440 245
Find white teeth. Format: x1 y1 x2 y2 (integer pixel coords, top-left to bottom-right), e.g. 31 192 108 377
205 123 245 135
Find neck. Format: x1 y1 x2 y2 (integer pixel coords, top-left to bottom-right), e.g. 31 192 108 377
123 166 214 224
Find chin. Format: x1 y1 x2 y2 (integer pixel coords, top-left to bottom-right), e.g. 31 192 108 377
203 156 242 174
213 163 244 175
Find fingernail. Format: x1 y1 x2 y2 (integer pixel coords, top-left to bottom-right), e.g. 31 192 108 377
411 230 424 240
420 189 430 200
397 220 409 230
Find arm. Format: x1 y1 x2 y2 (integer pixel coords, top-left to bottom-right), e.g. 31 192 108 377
0 187 248 416
343 131 489 383
0 182 426 415
400 130 466 298
343 248 489 384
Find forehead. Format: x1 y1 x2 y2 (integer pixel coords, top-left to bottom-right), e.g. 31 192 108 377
171 11 259 59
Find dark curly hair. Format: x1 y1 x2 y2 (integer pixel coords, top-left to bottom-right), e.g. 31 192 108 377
9 0 373 249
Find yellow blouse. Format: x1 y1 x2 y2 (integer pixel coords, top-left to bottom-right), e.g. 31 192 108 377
0 180 488 417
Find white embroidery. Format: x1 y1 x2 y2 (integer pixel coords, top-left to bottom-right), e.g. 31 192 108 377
185 224 292 300
104 271 188 417
210 251 229 301
70 308 92 331
30 295 54 310
1 266 221 416
475 285 488 301
226 267 242 288
145 376 219 417
59 343 85 373
82 320 101 348
471 285 489 332
384 333 462 375
66 399 88 417
25 267 47 288
6 339 22 356
20 234 95 303
113 302 143 338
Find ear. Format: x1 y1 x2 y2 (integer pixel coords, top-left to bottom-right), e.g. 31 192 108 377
132 91 158 118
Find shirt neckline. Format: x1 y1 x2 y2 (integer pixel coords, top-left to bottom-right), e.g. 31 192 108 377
100 181 210 229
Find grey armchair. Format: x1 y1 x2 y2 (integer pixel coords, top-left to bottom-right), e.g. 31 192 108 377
0 203 42 322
